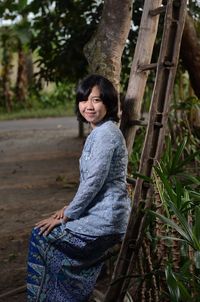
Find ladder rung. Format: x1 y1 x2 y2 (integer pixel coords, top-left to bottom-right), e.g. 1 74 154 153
149 6 166 16
127 176 136 185
155 113 163 125
172 19 179 25
138 63 157 72
154 122 163 128
163 61 175 68
128 239 137 249
128 119 147 127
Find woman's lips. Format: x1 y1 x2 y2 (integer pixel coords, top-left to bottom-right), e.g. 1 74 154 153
85 112 95 117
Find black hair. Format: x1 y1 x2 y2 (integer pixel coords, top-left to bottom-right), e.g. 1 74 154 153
75 74 119 123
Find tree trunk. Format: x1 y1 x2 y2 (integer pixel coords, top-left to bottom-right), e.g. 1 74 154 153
120 0 162 155
16 43 28 104
2 38 13 112
25 51 34 87
83 0 132 91
180 12 200 99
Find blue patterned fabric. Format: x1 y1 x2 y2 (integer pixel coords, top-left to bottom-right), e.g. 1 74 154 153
64 120 131 236
27 226 121 302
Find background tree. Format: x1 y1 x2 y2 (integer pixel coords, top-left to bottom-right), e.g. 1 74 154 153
24 0 103 83
15 20 32 105
83 0 132 90
0 27 15 111
0 0 32 109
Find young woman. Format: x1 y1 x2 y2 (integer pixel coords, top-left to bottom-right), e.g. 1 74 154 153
27 74 131 302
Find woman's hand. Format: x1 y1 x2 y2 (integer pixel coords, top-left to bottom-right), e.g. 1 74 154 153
52 206 67 219
35 217 62 236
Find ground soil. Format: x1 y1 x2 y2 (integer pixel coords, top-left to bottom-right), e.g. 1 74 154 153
0 117 87 301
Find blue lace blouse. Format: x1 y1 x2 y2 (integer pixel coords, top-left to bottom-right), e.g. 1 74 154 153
63 120 131 236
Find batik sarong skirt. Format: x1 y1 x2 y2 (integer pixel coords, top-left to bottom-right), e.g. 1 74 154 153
27 226 121 302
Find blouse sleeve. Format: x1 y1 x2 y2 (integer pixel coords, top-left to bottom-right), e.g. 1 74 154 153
64 129 116 220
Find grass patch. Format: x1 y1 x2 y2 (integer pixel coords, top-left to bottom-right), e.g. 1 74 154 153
0 106 75 121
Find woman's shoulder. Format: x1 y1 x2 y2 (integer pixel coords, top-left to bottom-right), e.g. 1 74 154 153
93 120 124 144
96 120 120 134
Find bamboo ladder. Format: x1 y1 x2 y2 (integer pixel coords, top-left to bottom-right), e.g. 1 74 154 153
103 0 187 301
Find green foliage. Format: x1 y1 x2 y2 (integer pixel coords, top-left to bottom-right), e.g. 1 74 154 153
1 0 145 86
0 0 28 19
150 191 200 251
0 0 102 83
31 82 76 109
125 133 199 301
188 0 200 20
0 81 76 114
1 0 200 92
165 265 192 302
25 0 103 83
0 2 32 52
174 96 200 111
148 137 200 301
160 137 200 185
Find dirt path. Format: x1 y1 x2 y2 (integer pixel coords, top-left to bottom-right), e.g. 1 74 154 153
0 117 84 301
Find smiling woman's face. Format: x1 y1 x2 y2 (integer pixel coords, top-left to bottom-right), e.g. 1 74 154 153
78 86 107 128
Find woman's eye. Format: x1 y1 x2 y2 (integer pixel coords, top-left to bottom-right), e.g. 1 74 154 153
92 98 101 103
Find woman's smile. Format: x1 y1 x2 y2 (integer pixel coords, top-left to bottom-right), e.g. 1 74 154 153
83 111 97 122
85 111 95 116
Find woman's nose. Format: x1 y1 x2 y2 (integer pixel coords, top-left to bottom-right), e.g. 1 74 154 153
86 99 94 109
